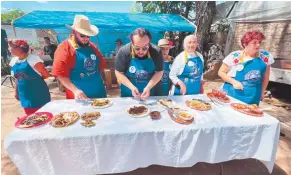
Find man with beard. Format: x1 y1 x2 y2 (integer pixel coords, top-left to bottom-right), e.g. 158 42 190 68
115 28 164 100
52 15 107 99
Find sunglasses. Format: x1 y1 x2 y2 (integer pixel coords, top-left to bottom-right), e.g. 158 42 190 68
80 34 90 38
133 45 149 51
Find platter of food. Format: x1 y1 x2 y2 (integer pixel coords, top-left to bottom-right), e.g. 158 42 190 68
186 99 211 111
207 89 230 103
80 112 101 128
126 104 150 118
230 103 264 117
50 112 80 128
15 112 53 129
91 98 113 109
168 106 194 125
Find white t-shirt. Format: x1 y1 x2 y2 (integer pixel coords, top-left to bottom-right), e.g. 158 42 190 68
169 51 204 84
9 54 44 77
223 49 274 77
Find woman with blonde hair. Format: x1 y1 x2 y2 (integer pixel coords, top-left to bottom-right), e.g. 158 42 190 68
218 31 274 105
169 34 204 95
9 40 51 115
158 38 175 96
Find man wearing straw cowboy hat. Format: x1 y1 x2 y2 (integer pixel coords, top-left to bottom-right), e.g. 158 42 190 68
52 15 107 99
158 38 175 96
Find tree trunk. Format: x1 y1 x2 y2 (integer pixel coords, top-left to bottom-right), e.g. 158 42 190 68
195 1 216 56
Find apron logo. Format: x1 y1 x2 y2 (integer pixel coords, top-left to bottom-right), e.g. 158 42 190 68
184 78 189 82
90 54 97 60
245 70 261 83
84 58 96 71
188 61 194 67
129 66 136 73
14 72 31 80
135 70 149 80
162 71 169 82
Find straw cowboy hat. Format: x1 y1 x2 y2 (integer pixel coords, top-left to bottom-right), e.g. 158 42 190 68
66 15 99 36
158 38 175 48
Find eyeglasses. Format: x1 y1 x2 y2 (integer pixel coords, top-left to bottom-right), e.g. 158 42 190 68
133 44 149 51
80 34 90 38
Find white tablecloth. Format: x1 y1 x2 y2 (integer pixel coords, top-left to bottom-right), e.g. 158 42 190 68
4 95 280 175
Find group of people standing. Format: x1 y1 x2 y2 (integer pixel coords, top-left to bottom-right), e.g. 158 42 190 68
7 15 274 115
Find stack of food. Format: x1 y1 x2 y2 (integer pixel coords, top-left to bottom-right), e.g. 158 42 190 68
158 98 175 108
80 112 101 127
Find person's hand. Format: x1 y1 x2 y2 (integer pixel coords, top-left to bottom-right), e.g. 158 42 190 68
131 86 141 100
73 89 88 100
177 81 187 95
141 87 150 101
15 93 19 101
232 80 244 90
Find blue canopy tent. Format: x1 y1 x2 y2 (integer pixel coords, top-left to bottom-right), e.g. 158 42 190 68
12 10 196 57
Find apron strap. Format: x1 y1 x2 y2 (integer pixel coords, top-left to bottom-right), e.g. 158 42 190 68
184 50 198 63
240 51 259 63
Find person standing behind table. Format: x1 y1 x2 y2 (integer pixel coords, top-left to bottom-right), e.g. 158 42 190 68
169 34 204 95
52 15 107 100
43 37 57 60
8 40 51 115
115 28 164 100
114 38 123 56
1 29 10 65
157 38 175 96
218 31 274 105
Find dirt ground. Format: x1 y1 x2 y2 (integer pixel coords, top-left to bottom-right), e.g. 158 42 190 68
1 77 291 175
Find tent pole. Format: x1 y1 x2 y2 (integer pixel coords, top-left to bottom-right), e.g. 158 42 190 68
11 21 17 38
180 15 197 34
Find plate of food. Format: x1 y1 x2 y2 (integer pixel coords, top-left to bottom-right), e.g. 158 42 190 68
15 112 53 129
91 98 113 109
50 112 80 128
81 112 101 121
126 104 150 118
207 89 230 103
186 99 211 111
157 98 175 108
81 120 96 128
168 106 195 124
230 103 264 117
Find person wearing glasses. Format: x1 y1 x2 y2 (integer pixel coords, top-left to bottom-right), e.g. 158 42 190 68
158 38 175 96
115 28 164 100
52 15 107 100
218 31 274 105
169 34 204 95
8 40 51 115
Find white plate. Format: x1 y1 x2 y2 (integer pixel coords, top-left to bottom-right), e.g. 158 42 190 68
126 104 150 118
91 99 113 109
157 99 176 108
169 105 195 121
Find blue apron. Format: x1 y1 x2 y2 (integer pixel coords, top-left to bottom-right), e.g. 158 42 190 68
12 59 50 108
70 46 107 98
161 58 173 96
120 52 157 97
222 55 267 105
174 51 203 95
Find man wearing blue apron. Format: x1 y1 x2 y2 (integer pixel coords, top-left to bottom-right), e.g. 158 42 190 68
115 28 164 100
52 15 107 100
